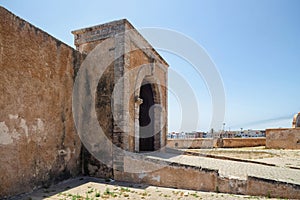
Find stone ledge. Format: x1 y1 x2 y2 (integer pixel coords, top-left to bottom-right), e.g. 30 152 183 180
266 128 300 149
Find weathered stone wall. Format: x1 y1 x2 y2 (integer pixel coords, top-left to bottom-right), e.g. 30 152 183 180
167 138 214 149
72 24 117 178
167 138 266 149
246 176 300 199
266 128 300 149
221 138 266 148
0 7 82 198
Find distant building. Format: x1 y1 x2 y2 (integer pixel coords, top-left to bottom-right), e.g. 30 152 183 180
168 129 265 139
168 131 207 139
235 130 265 138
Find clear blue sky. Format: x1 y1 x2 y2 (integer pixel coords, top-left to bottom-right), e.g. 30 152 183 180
1 0 300 132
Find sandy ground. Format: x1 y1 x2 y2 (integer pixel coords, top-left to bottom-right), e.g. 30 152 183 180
20 177 280 200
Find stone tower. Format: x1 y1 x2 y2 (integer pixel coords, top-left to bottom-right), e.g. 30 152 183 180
72 19 168 177
292 112 300 128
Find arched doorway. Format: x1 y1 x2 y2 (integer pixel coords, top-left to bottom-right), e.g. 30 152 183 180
139 83 155 151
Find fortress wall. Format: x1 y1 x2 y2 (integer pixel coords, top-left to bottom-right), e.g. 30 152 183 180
0 7 82 198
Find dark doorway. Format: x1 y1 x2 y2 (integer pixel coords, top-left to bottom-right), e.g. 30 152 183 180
139 83 155 151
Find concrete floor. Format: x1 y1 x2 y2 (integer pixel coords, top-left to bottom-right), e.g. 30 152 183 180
186 146 300 169
146 147 300 184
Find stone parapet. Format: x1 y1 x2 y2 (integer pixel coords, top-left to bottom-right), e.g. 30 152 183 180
167 138 266 149
266 128 300 149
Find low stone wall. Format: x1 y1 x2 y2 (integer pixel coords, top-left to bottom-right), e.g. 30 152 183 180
166 138 214 149
115 155 300 199
167 138 265 149
221 138 266 148
116 155 218 192
219 176 300 199
266 128 300 149
247 176 300 199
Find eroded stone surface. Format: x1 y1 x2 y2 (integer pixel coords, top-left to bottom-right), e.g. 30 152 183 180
0 6 82 198
266 128 300 149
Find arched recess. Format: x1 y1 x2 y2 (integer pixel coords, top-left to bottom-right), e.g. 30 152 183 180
133 65 163 152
